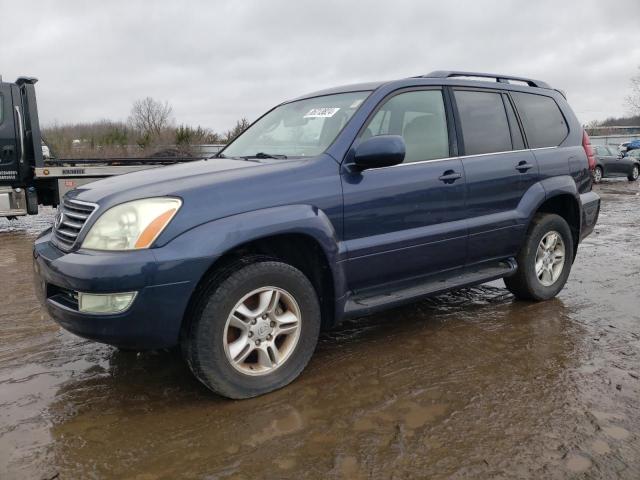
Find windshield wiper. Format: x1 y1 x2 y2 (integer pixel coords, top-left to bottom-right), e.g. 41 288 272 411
249 152 288 159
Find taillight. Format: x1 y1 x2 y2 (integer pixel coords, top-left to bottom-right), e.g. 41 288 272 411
582 130 596 171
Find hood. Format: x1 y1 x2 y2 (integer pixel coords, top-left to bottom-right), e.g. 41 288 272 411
68 157 262 205
65 154 341 249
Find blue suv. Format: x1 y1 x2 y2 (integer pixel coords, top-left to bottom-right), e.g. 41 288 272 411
33 71 600 398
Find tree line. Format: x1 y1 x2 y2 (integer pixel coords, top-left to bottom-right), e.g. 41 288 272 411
586 67 640 131
43 97 250 159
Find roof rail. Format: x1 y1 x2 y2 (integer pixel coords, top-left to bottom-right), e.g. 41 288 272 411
421 71 551 89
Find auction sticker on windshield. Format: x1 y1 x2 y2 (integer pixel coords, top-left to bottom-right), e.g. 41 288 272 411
304 107 340 118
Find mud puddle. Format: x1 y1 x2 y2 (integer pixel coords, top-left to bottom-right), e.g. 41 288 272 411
1 182 639 479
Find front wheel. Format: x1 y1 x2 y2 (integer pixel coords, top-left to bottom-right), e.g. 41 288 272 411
593 166 603 184
504 213 574 301
183 259 321 399
628 164 639 182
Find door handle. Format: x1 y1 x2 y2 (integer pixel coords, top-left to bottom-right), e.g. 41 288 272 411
438 170 462 184
516 161 533 172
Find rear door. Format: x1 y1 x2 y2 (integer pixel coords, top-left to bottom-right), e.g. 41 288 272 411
0 83 18 186
451 88 537 265
341 88 467 292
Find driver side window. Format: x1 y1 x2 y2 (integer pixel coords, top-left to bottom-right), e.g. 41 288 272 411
360 90 449 163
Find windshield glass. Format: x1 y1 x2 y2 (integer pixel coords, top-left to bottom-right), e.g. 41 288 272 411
221 91 371 158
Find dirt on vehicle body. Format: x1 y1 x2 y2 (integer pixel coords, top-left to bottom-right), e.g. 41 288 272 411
0 180 639 479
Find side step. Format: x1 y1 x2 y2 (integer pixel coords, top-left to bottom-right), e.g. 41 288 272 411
344 259 517 317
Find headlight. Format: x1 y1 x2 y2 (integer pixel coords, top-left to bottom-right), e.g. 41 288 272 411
82 197 181 251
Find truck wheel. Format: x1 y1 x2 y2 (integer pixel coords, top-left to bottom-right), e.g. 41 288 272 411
628 164 639 182
504 213 574 301
183 258 321 399
593 166 603 184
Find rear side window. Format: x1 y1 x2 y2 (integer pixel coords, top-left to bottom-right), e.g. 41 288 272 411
0 95 3 124
511 92 568 148
454 90 512 155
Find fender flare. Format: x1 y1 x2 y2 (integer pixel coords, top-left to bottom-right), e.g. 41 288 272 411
516 176 582 248
156 204 348 299
517 175 581 224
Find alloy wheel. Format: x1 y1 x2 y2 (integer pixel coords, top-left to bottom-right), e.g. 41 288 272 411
223 287 301 376
535 231 566 286
593 167 602 183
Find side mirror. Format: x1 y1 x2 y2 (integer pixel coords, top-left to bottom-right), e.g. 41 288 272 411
353 135 405 170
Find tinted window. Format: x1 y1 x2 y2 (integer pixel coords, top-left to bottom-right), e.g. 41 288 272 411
361 90 449 163
503 95 525 150
512 92 568 148
0 95 3 124
454 90 512 155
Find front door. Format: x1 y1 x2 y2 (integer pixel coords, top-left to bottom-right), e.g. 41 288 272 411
0 82 18 186
341 89 467 292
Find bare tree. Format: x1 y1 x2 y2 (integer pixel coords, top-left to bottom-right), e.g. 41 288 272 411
626 67 640 115
224 118 251 143
128 97 173 138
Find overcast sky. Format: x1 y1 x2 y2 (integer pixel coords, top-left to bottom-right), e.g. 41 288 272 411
3 0 640 132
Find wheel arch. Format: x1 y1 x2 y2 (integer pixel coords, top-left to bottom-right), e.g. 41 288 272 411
173 205 347 337
534 193 581 259
519 177 581 259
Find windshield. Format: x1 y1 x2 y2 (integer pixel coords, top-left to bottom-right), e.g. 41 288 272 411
221 91 371 158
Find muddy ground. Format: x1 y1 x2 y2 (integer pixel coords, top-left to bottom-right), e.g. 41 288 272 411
1 180 639 479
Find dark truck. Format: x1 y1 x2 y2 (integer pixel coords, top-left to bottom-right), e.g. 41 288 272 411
32 71 600 399
0 76 215 218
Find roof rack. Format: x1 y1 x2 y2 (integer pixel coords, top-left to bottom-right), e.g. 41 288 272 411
421 71 551 89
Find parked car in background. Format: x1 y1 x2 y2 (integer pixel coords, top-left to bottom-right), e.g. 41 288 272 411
626 148 640 162
33 71 600 399
592 145 639 183
619 139 640 154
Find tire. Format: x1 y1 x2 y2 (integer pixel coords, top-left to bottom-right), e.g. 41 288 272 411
182 258 321 399
628 164 639 182
593 166 603 184
504 213 574 301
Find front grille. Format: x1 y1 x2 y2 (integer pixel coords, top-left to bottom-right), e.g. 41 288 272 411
52 198 97 252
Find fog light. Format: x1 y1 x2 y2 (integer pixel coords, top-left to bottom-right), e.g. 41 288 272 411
78 292 137 314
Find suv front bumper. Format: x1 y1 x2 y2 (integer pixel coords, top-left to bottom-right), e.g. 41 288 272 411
33 230 206 349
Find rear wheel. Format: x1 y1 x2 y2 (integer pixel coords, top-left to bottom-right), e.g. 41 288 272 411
182 259 321 399
628 164 639 182
593 166 603 184
504 214 574 301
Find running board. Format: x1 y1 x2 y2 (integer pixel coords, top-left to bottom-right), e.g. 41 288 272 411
344 258 517 317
